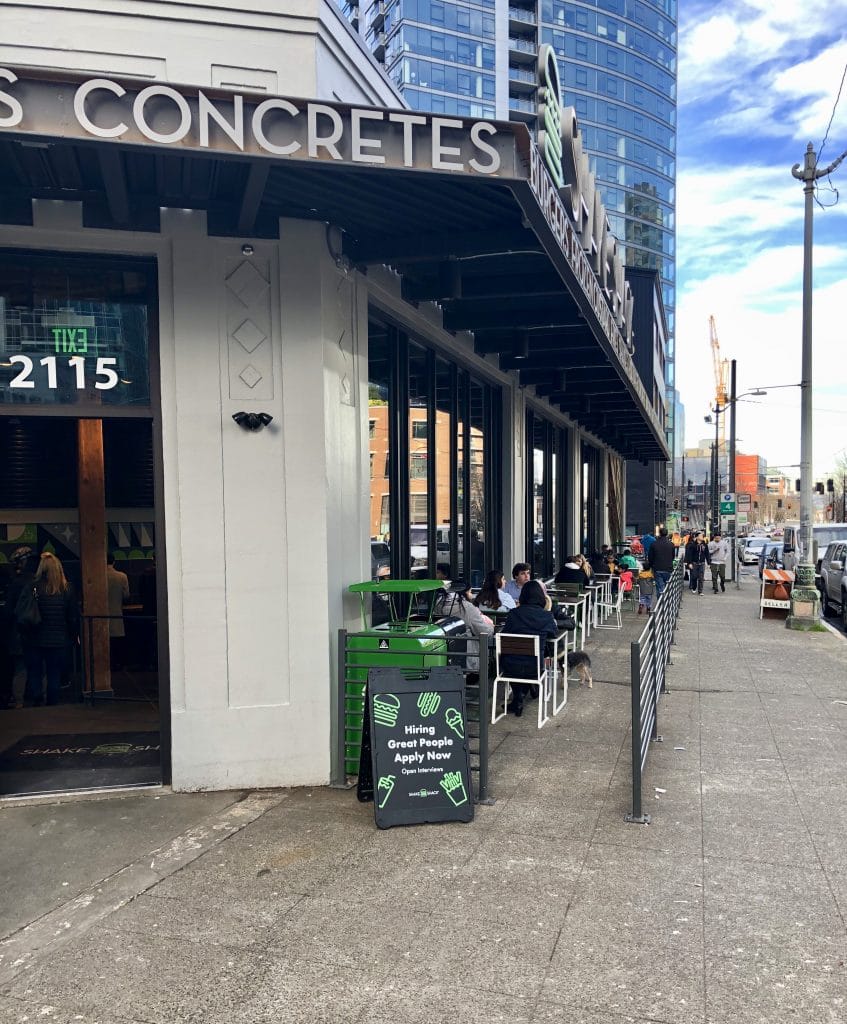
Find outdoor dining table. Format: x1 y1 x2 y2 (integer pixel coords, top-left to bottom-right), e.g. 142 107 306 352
547 592 586 650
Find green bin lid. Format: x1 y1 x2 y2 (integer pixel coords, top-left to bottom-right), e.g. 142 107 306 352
348 579 445 594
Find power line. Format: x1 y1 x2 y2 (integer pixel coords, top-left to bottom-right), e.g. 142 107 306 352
815 58 847 209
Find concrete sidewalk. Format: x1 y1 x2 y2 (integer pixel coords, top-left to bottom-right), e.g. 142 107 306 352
1 578 845 1024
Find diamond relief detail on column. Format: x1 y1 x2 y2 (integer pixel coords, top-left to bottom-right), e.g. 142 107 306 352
225 261 269 307
239 365 263 389
232 319 266 354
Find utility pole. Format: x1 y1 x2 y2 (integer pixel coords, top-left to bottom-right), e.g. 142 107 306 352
729 359 737 581
788 142 847 626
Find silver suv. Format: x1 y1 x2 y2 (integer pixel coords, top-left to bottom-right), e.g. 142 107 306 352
819 541 847 627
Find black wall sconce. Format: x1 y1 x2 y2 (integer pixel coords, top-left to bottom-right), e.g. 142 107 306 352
232 411 273 432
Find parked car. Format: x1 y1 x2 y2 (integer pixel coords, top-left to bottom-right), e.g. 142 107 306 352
739 537 769 565
819 541 847 627
370 541 390 580
758 542 784 580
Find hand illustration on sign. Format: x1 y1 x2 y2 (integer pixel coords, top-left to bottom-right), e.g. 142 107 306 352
417 692 441 717
377 775 396 808
439 771 468 807
445 707 464 739
373 693 401 728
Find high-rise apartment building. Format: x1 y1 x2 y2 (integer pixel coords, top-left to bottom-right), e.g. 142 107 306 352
346 0 678 450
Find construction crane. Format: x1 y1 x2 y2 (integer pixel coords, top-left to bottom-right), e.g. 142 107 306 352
709 314 729 450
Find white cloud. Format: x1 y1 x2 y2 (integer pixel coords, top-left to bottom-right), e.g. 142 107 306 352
676 256 847 474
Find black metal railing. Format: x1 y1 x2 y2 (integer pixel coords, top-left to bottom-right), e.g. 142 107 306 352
335 626 492 803
626 560 684 823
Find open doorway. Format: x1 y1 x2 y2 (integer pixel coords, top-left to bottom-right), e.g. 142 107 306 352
0 417 165 794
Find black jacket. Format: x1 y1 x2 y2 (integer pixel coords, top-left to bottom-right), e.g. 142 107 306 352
35 583 79 648
684 540 711 566
648 536 676 573
2 570 35 650
500 603 558 678
553 565 585 585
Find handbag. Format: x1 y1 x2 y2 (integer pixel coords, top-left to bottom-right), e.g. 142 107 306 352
15 584 41 627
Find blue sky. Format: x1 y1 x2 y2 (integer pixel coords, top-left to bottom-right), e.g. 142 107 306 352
675 0 847 477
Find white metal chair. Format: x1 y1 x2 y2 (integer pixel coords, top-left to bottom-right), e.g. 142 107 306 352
595 583 624 629
492 633 551 729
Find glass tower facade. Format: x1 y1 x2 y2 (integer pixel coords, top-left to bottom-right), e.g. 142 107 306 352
345 0 677 446
363 0 497 119
543 0 677 408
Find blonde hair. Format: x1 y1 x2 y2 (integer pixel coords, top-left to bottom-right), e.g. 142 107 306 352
35 552 69 596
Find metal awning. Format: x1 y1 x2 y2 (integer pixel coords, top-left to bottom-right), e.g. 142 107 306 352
0 66 669 461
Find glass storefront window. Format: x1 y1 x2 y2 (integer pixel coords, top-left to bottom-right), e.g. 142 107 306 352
469 380 485 589
0 253 153 409
368 316 500 586
368 324 392 569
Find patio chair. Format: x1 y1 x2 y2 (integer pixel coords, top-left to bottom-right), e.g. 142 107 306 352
595 583 624 629
492 633 550 729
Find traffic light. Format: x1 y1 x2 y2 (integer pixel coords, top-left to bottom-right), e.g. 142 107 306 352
815 482 824 494
777 499 783 509
687 479 693 492
827 478 834 493
795 479 801 492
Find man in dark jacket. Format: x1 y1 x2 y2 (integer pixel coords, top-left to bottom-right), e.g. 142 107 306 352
647 526 676 596
684 533 711 595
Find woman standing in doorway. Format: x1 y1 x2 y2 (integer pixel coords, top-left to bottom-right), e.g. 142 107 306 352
25 552 79 707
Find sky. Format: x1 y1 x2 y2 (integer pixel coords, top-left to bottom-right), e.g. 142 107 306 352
675 0 847 479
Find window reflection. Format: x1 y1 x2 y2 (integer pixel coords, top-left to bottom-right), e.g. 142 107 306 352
469 380 485 589
368 324 391 578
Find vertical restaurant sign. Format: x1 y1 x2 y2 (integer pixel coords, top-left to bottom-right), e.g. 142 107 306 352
367 666 474 829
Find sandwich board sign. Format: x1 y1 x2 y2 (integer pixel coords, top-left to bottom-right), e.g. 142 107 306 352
719 492 736 515
363 666 473 829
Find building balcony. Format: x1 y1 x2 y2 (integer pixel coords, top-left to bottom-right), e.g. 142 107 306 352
508 96 538 123
508 36 538 62
367 29 387 61
508 6 537 27
366 1 386 33
508 65 537 93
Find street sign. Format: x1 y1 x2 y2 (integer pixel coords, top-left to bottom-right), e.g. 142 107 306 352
737 493 752 509
719 491 736 514
737 511 749 525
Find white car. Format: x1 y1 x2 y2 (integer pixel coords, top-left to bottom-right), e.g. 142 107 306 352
739 537 769 564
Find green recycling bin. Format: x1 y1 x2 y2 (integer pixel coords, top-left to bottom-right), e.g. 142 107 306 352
344 579 465 777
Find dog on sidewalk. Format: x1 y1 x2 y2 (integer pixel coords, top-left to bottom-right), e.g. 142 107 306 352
567 650 593 688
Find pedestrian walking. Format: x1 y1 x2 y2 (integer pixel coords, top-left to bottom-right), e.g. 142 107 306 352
708 532 729 593
647 525 675 596
684 532 711 595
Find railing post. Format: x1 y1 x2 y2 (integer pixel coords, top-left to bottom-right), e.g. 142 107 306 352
330 629 349 788
626 639 650 824
476 634 492 805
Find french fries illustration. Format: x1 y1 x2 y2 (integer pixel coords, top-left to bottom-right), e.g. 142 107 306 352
445 707 464 739
417 691 441 717
439 771 468 807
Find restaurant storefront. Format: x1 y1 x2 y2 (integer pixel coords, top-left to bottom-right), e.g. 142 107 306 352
0 19 667 794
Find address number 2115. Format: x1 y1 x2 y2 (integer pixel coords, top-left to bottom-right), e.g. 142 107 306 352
8 356 120 390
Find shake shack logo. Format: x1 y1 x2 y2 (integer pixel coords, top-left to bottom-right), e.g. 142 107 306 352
21 742 160 757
